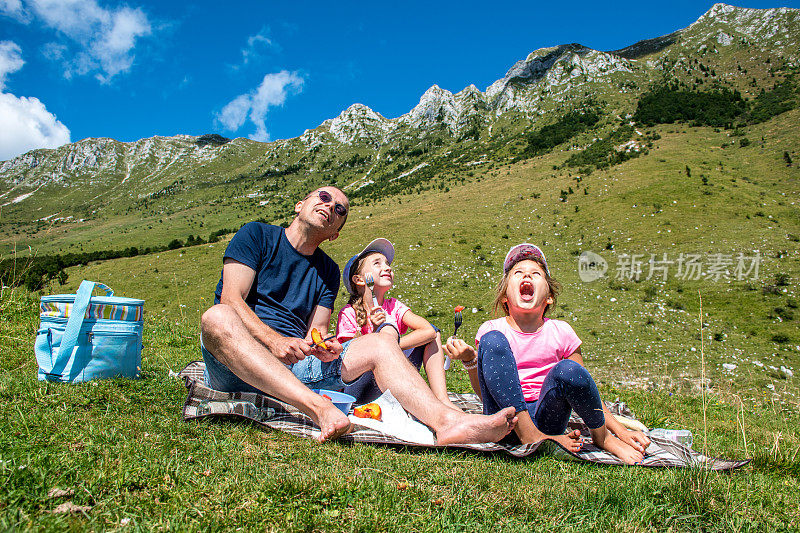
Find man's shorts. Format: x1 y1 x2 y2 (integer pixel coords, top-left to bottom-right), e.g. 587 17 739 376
201 335 352 394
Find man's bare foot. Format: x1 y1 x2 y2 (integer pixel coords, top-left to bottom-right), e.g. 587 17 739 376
597 433 644 465
435 407 517 445
314 404 353 443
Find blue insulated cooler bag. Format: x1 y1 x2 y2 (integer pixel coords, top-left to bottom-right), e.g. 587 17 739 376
35 280 144 382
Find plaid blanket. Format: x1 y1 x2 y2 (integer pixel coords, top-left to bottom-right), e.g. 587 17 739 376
178 361 748 470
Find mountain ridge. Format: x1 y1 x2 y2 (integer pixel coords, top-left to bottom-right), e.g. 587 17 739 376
1 2 798 255
2 3 797 170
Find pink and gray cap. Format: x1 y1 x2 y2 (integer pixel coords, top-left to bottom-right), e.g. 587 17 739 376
503 243 549 275
342 238 395 295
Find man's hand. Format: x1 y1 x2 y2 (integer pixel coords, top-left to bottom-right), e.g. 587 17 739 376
267 336 312 365
310 337 343 363
444 337 476 362
369 307 386 328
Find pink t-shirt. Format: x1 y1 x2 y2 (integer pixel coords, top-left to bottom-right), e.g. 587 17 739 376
336 297 410 342
475 317 582 402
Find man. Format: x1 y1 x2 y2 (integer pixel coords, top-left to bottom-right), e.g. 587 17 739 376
200 186 517 443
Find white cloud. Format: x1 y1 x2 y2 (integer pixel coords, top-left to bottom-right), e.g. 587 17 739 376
239 27 278 67
0 40 70 161
86 6 151 82
0 92 71 160
217 71 304 142
217 94 250 131
11 0 152 82
0 0 27 20
28 0 106 35
0 41 24 90
41 41 67 62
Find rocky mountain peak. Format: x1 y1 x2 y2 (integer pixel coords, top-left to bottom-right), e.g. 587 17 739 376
688 3 800 45
0 133 237 189
402 85 456 125
398 83 489 134
485 43 634 116
327 103 395 145
485 44 586 103
487 45 585 92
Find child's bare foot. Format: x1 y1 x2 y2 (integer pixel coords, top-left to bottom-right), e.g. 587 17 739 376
514 413 581 451
436 407 517 445
443 399 463 413
552 429 582 453
596 433 644 465
314 405 353 443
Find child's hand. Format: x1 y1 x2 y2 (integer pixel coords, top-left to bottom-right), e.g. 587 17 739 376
444 337 476 362
369 308 386 327
620 430 651 453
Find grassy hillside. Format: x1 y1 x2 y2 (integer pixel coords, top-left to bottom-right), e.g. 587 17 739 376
2 107 800 530
46 108 799 390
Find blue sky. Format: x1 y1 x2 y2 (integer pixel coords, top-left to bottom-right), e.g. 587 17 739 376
1 0 798 160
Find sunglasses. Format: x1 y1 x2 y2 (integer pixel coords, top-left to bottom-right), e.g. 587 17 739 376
308 190 348 218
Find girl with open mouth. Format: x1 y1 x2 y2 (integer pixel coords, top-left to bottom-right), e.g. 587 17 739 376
444 243 650 464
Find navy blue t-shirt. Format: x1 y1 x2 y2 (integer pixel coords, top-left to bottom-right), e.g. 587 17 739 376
214 222 340 339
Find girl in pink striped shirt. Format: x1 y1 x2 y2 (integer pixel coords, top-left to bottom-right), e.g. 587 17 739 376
337 238 455 409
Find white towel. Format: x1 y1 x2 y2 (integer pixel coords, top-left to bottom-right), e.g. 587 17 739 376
348 390 436 445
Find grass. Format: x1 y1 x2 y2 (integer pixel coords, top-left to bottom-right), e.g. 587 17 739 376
3 286 800 531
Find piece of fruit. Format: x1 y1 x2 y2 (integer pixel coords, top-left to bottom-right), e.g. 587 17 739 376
454 305 465 313
310 328 328 349
353 403 382 421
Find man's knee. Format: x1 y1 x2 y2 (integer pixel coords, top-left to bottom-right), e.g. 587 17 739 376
370 331 401 353
354 333 403 365
201 304 237 338
375 321 400 340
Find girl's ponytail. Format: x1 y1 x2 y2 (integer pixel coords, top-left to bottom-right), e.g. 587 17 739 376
346 254 370 331
348 293 368 330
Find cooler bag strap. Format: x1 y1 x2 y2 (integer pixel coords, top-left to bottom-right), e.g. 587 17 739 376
49 280 98 377
93 282 114 297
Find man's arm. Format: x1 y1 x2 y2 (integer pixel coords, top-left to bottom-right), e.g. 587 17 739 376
220 258 311 364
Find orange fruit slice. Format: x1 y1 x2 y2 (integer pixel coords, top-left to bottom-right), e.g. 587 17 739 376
353 403 382 421
310 328 328 349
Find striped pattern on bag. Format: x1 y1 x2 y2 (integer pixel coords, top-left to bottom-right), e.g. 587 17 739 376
40 301 143 322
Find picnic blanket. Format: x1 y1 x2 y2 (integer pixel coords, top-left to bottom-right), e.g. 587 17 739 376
178 361 748 471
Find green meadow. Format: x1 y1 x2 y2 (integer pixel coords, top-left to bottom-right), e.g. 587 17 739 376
2 110 800 530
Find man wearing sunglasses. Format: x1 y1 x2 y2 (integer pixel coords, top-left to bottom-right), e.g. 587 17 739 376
201 186 517 444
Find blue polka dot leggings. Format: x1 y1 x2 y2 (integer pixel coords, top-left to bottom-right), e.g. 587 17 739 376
477 330 605 435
